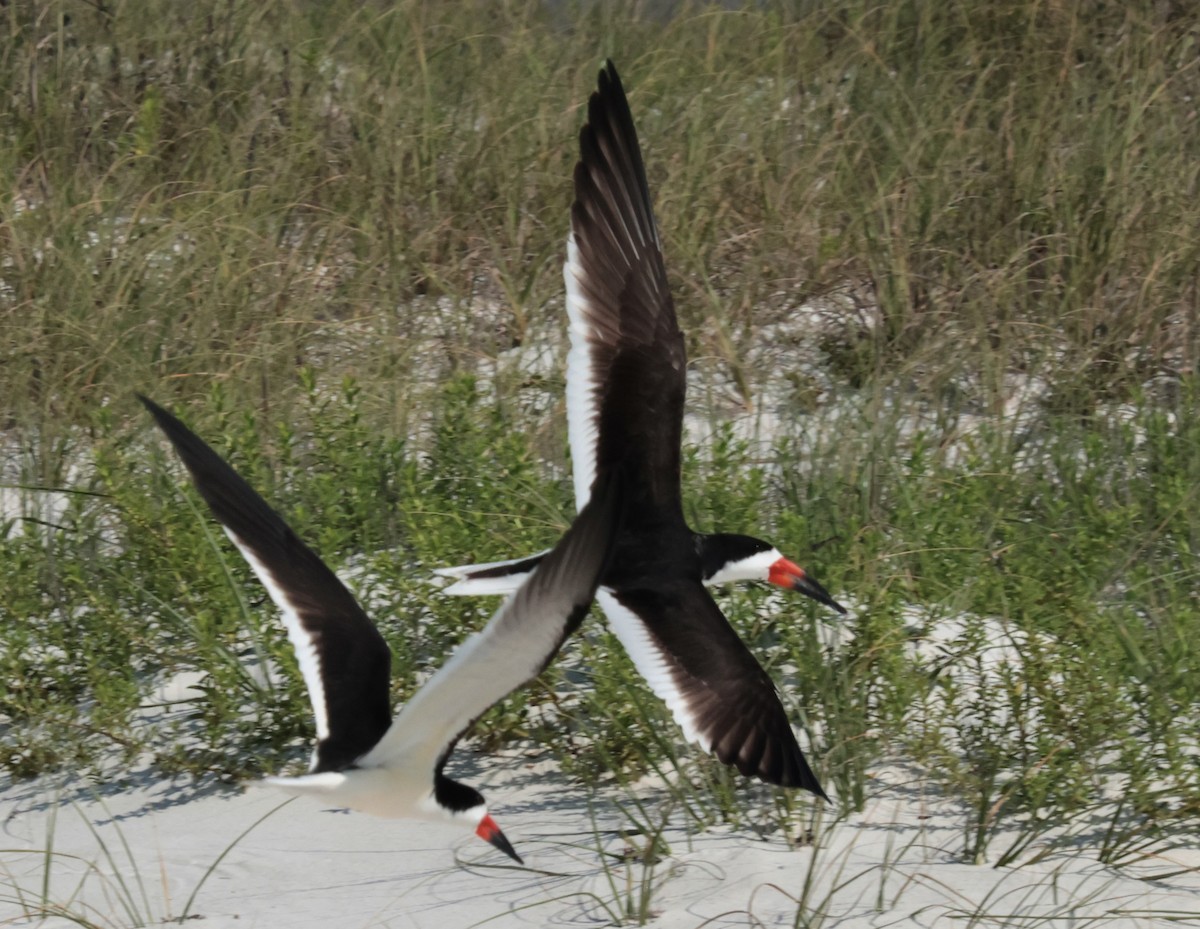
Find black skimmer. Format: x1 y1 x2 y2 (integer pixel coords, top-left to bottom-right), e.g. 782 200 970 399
140 395 623 863
437 63 846 798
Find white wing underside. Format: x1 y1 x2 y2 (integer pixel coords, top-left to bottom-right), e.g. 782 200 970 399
431 233 611 594
564 233 604 512
595 588 709 751
364 565 585 771
222 526 331 751
434 575 712 753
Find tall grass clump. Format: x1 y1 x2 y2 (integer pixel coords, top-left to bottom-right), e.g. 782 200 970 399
1 0 1198 875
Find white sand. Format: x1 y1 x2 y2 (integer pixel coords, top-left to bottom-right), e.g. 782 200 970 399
4 752 1197 928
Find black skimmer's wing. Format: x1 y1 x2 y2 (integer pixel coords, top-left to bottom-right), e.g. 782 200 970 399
566 60 686 515
363 472 623 768
140 395 393 773
571 63 828 795
597 583 826 796
436 64 679 588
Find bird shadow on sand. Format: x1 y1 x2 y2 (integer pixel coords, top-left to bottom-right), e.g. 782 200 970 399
3 763 241 831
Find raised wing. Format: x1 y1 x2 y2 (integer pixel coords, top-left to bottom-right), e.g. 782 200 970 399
140 396 393 773
566 60 686 515
365 471 624 769
597 584 826 795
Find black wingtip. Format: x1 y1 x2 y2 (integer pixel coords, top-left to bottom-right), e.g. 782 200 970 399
139 394 224 482
137 392 286 552
750 734 829 800
137 392 163 418
597 58 621 93
590 59 631 128
138 393 198 456
798 765 831 803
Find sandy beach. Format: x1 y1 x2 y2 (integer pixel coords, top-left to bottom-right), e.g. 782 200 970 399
5 747 1198 928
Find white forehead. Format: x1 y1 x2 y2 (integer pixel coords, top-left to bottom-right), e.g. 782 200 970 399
707 547 782 585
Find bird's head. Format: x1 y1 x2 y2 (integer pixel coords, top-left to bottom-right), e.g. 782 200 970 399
700 534 847 615
431 774 523 864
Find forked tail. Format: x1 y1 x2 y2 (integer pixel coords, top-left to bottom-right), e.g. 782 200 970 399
433 550 548 596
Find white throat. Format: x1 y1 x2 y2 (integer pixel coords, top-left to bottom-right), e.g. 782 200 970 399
706 548 781 586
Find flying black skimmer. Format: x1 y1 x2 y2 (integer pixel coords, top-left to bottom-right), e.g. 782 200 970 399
140 395 623 863
437 62 846 798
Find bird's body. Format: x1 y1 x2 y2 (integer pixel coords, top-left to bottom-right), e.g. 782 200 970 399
265 767 448 822
438 62 845 798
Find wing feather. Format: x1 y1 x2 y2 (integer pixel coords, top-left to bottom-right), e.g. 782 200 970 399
598 584 826 795
365 473 623 769
141 396 393 773
565 61 685 514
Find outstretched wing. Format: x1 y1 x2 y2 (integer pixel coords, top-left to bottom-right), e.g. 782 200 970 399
141 396 393 773
365 471 624 769
566 60 687 517
598 583 826 796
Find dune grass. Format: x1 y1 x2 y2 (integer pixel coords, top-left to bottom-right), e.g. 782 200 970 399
2 0 1199 906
